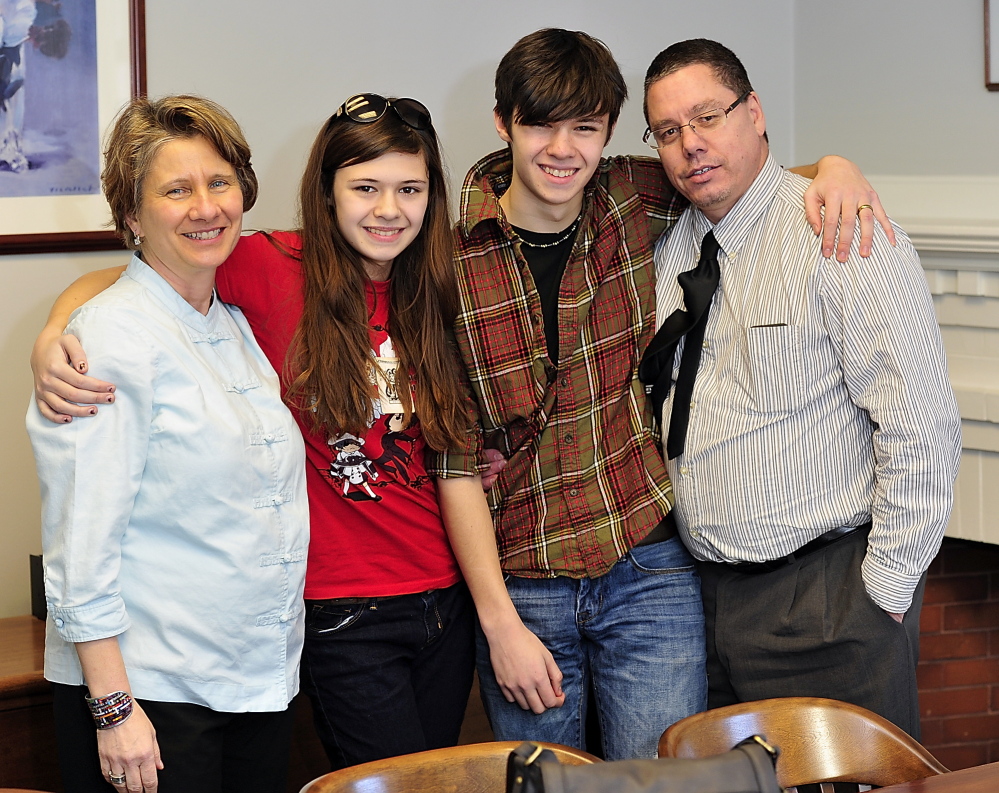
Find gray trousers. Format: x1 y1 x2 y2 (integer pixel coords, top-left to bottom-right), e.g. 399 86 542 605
697 527 925 739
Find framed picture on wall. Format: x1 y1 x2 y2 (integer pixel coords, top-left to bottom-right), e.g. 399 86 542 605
0 0 146 255
988 0 999 90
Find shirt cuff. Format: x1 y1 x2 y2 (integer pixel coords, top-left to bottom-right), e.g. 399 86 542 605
860 553 921 615
426 426 485 478
427 448 484 478
49 595 131 643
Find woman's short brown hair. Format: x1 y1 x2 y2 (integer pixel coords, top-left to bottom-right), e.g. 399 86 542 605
101 95 257 249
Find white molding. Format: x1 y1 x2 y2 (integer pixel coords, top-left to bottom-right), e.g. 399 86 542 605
906 223 999 258
869 174 999 266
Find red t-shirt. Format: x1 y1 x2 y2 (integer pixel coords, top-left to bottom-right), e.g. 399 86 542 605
216 230 461 598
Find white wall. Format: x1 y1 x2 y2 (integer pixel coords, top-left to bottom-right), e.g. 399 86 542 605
143 0 796 232
793 0 999 178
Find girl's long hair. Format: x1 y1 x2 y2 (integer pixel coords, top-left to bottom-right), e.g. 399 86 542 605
285 104 468 451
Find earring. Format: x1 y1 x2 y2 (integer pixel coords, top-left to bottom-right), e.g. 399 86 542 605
133 233 142 246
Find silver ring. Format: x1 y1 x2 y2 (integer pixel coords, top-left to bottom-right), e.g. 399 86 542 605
109 772 126 785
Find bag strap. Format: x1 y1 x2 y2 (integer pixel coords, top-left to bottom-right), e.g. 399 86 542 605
507 742 559 793
734 736 783 793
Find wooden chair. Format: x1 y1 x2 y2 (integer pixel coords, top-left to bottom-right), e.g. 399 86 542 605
659 697 948 791
300 741 601 793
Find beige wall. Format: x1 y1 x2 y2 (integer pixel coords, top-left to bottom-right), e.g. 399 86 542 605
1 250 130 616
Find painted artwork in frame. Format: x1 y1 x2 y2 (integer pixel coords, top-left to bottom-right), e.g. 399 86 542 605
0 0 145 254
988 1 999 90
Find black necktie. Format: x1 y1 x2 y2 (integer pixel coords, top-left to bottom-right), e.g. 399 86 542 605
638 231 720 459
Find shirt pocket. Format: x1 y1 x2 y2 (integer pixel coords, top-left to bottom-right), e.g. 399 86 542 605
744 324 815 415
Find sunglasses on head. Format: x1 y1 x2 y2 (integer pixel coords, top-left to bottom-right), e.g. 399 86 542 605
329 93 432 131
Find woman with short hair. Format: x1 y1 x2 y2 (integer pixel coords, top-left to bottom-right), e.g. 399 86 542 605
27 95 308 793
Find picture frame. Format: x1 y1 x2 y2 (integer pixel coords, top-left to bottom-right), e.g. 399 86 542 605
0 0 146 255
988 0 999 90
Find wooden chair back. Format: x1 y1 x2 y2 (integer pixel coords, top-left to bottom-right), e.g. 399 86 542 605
659 697 948 790
301 741 600 793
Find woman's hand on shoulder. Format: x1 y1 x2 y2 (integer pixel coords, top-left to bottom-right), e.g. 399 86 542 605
97 701 163 791
31 330 116 423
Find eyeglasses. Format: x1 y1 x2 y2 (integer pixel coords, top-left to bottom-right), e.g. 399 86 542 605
643 91 751 149
329 93 432 131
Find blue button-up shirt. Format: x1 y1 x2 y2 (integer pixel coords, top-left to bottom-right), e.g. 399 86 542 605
27 256 308 712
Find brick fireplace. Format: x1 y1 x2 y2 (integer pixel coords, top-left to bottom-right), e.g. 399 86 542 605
919 537 999 769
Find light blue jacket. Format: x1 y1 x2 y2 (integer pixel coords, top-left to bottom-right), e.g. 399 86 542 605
27 256 308 712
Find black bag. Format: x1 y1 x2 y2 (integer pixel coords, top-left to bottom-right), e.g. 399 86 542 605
507 736 782 793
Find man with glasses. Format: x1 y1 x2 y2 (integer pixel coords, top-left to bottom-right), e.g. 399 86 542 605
641 38 960 737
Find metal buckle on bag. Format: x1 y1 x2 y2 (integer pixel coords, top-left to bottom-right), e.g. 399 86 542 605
523 745 545 765
513 744 546 786
737 734 781 767
508 742 550 793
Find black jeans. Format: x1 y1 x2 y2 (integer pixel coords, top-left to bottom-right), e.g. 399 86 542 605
301 581 475 771
52 683 294 793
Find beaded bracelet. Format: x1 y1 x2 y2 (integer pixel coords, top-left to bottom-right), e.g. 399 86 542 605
85 690 134 730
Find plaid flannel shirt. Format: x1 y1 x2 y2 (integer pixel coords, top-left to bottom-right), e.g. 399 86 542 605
429 148 688 578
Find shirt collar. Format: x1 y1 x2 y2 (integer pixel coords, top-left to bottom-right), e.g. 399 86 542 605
458 147 608 239
690 154 784 256
125 255 229 336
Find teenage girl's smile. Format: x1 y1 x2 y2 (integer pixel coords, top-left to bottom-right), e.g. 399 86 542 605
333 150 429 279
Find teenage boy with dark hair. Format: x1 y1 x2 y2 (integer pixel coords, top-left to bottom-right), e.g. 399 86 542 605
431 28 890 759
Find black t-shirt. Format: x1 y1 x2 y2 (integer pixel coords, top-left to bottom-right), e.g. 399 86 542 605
513 220 580 364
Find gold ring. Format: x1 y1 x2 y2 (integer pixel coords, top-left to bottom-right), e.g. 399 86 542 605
857 204 874 214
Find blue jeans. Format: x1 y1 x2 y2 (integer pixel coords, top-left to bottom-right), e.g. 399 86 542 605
301 581 475 770
476 536 707 759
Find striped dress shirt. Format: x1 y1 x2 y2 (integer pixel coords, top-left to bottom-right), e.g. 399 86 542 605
654 155 961 613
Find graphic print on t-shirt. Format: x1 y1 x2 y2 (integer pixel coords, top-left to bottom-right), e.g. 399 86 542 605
328 433 381 501
372 413 420 484
323 333 429 503
373 337 403 415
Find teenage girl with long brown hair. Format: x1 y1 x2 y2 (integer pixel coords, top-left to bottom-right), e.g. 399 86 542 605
219 94 477 771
